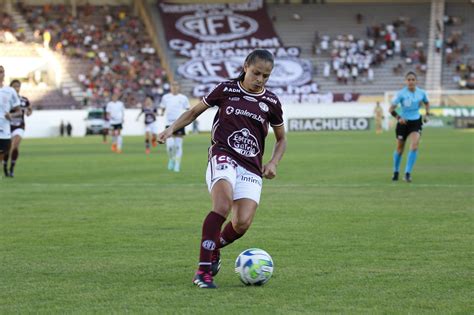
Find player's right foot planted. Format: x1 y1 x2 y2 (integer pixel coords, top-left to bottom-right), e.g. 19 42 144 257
193 271 217 289
211 249 221 276
145 148 151 154
111 144 117 152
392 172 399 181
404 173 412 183
167 160 174 171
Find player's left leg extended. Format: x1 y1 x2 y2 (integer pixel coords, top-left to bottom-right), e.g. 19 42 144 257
404 132 421 182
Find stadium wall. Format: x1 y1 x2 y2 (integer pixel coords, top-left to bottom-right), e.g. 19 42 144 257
23 103 388 138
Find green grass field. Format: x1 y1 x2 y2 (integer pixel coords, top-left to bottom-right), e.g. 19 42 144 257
1 129 473 314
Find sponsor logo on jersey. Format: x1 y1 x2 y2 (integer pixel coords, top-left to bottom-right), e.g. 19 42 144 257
228 97 240 101
226 106 235 115
259 102 269 112
233 108 265 124
223 86 241 93
227 128 260 157
262 95 277 104
202 240 216 250
243 95 257 102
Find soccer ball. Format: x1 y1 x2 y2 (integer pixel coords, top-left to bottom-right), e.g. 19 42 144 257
234 248 274 286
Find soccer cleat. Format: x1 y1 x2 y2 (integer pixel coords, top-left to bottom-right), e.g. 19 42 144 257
111 143 117 152
167 160 174 171
173 164 180 172
404 173 412 183
145 148 151 154
9 171 14 178
392 172 399 181
193 271 217 289
210 249 221 276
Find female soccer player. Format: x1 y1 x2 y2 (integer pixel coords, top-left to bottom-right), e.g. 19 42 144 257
0 66 21 178
389 71 431 182
3 80 32 177
136 96 158 154
157 49 287 289
159 82 190 172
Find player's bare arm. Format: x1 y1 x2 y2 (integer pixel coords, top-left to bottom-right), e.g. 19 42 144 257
136 111 143 121
157 101 208 143
389 104 406 125
262 125 287 179
6 106 21 120
423 101 431 123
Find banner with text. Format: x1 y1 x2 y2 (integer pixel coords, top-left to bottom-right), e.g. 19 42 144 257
158 0 336 102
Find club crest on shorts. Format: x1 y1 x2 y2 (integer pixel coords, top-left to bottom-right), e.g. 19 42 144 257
216 164 228 170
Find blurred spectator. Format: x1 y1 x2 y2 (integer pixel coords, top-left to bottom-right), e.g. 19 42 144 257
66 122 72 136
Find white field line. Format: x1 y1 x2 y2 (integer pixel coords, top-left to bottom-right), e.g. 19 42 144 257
16 182 474 189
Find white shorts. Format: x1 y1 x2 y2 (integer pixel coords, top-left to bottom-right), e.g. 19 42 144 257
11 128 25 138
206 154 263 204
145 122 158 134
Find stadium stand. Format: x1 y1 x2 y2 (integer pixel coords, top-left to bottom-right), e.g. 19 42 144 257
267 3 430 94
442 2 474 90
19 4 167 108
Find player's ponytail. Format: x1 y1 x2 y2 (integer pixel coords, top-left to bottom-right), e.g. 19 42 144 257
232 49 275 82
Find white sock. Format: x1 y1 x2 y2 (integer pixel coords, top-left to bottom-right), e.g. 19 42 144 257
166 138 175 160
174 138 183 169
117 136 123 150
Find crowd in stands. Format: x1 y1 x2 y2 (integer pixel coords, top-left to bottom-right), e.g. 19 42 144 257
314 15 427 84
18 4 168 107
0 11 23 42
442 14 473 89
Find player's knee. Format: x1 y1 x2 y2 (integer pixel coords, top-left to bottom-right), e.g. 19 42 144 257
234 219 252 234
213 199 233 216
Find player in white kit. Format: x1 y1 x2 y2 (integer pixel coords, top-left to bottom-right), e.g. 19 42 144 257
159 82 190 172
0 66 21 178
106 92 125 153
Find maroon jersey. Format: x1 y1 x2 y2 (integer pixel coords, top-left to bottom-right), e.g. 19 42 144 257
142 107 157 125
202 80 284 176
10 95 30 131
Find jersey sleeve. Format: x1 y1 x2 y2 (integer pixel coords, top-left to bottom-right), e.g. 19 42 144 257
183 96 190 110
159 96 166 109
269 98 284 127
202 83 224 108
422 91 429 103
391 91 402 107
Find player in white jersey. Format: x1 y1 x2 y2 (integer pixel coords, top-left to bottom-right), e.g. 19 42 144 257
3 80 32 177
0 66 21 178
159 82 190 172
106 92 125 153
